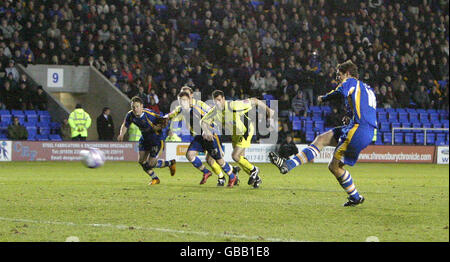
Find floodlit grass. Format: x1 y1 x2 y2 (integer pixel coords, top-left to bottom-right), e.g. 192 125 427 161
0 162 448 242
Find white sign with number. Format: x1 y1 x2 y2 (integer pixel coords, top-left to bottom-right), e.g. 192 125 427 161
47 68 64 88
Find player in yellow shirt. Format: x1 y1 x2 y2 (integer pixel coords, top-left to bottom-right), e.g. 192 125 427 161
201 90 274 188
166 86 239 187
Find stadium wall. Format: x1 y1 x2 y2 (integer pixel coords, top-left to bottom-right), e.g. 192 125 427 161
0 141 448 164
18 65 131 141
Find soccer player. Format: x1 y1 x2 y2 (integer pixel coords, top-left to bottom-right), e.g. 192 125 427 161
201 90 275 188
117 96 176 185
269 60 377 206
166 89 239 187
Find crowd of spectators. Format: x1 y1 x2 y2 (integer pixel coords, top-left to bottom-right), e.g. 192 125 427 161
0 0 449 142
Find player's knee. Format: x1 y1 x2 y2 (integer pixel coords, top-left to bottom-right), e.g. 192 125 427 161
186 151 195 161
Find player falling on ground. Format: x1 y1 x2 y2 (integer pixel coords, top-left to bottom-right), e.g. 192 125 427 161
117 96 176 185
269 60 377 206
166 87 240 187
201 90 275 188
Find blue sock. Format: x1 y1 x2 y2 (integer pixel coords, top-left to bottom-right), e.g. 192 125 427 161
149 170 158 180
337 170 360 200
286 144 320 171
190 157 210 174
156 160 169 168
221 162 235 179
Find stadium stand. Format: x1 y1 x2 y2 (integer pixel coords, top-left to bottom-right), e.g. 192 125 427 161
0 0 448 143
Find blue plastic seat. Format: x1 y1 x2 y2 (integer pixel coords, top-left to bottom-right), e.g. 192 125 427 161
409 112 419 122
404 133 414 144
379 122 390 132
26 126 38 137
377 112 387 121
314 120 324 130
415 133 424 145
11 110 24 117
435 134 447 145
49 134 62 141
292 120 302 131
39 114 51 123
387 112 398 122
383 133 392 144
430 113 439 122
312 111 322 120
412 122 422 132
26 114 38 123
394 133 404 144
1 114 12 124
391 122 401 131
426 133 435 145
398 112 409 123
305 120 313 132
36 134 49 141
419 112 429 123
305 131 315 142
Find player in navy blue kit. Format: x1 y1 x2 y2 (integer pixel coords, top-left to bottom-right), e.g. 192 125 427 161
269 60 377 206
118 96 176 186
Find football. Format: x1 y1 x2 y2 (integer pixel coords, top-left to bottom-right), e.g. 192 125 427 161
80 147 106 168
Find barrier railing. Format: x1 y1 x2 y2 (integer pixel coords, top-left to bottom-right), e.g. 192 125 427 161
391 127 449 145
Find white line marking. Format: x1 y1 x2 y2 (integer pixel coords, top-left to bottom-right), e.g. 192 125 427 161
0 217 307 242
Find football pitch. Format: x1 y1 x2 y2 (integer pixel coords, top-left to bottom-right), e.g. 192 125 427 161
0 162 448 242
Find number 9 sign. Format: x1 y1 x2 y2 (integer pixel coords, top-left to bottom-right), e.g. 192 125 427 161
47 68 64 88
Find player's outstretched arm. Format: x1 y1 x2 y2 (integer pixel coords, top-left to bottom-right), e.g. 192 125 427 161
117 121 128 142
250 97 275 119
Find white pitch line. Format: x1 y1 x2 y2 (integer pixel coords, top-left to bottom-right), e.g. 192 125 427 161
0 217 307 242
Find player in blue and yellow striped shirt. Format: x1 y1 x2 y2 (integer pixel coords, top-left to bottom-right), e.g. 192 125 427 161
270 60 377 206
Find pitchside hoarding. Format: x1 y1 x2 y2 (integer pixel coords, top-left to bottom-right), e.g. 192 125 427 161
0 141 441 164
10 141 141 161
436 146 449 164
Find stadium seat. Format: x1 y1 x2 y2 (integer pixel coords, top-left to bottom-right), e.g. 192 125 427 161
383 132 392 144
426 133 435 145
39 114 51 123
36 134 49 141
0 134 7 139
26 126 38 137
419 113 429 123
435 134 447 145
379 122 390 132
312 111 322 120
314 120 324 130
391 122 401 131
412 122 422 132
292 120 302 131
401 122 412 130
422 123 432 129
305 120 313 132
404 133 414 144
415 133 424 145
387 112 398 122
11 110 24 117
409 112 419 123
0 114 12 124
394 133 404 144
26 114 38 124
432 123 443 133
377 111 387 122
305 131 315 142
398 112 409 123
430 113 439 123
49 134 62 141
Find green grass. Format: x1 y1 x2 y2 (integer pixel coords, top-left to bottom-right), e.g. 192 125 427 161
0 162 448 242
